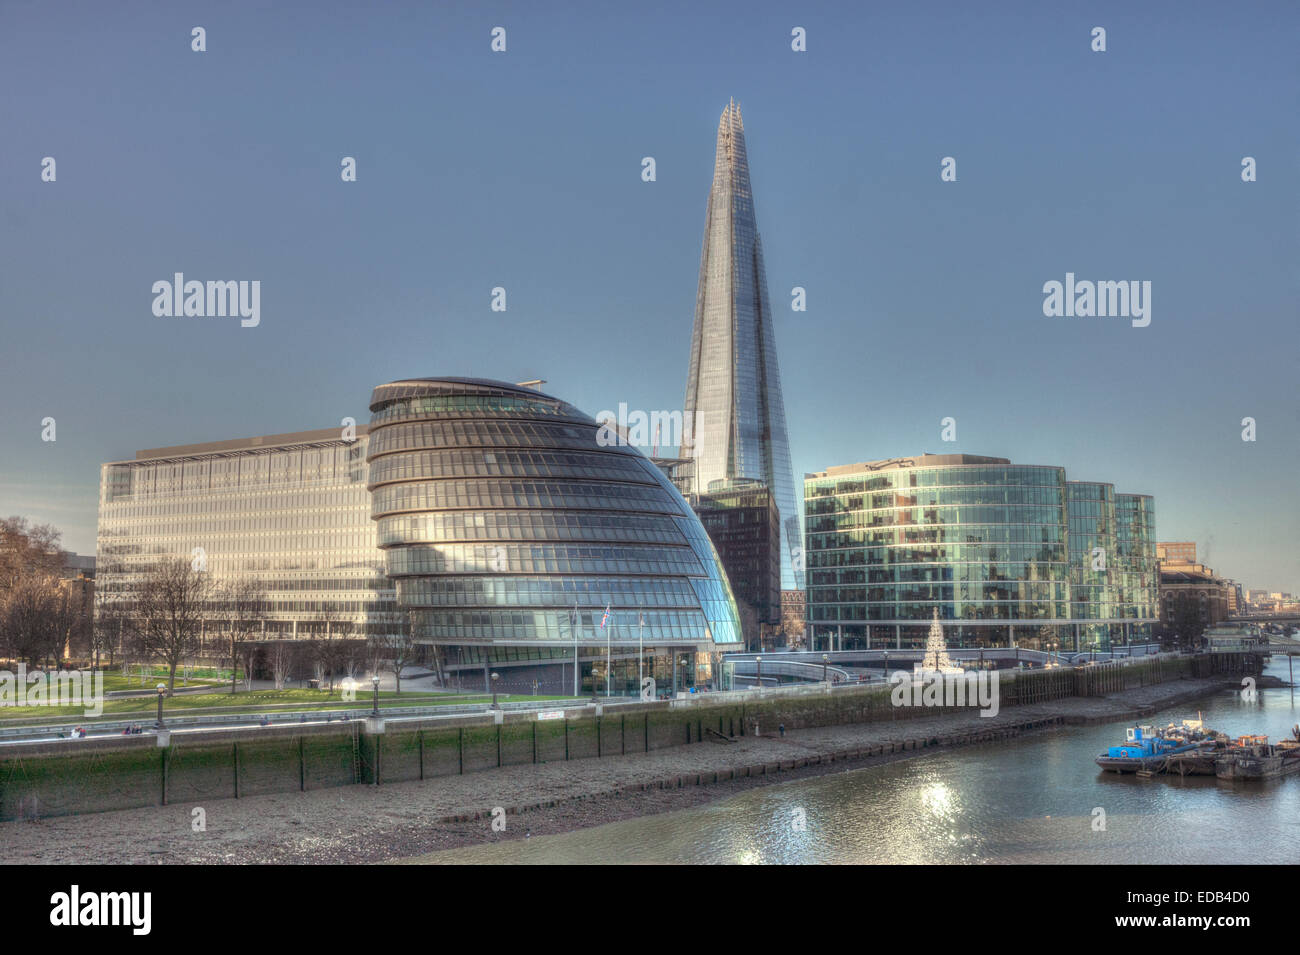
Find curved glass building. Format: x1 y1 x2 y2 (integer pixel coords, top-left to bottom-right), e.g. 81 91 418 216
367 378 741 694
805 454 1157 651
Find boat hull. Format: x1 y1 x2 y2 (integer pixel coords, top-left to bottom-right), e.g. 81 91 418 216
1215 754 1300 780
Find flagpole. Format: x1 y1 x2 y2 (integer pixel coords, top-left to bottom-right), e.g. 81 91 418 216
605 610 612 698
638 610 644 697
572 601 579 698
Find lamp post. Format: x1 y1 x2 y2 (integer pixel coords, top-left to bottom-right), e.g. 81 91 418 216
755 655 763 690
371 674 380 718
490 671 500 709
884 650 889 678
154 683 166 729
681 655 690 694
822 653 829 685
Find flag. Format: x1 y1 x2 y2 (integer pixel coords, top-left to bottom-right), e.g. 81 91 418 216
601 604 610 630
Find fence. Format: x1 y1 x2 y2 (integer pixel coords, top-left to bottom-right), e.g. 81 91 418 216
0 652 1236 821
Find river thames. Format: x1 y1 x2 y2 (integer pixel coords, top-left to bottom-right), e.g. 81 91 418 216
404 658 1300 864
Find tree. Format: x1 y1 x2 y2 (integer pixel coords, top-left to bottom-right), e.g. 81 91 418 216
1 571 59 665
218 579 267 693
48 580 91 668
128 556 214 694
268 640 295 690
310 606 353 692
376 616 419 694
90 592 121 670
0 517 63 588
0 517 65 666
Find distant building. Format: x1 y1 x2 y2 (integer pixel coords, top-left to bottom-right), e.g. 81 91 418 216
781 589 806 646
691 479 781 651
1159 559 1231 638
1156 541 1196 563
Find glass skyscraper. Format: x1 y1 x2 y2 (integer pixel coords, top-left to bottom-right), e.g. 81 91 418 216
681 100 802 590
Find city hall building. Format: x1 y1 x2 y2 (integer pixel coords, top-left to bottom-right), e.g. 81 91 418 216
96 378 742 694
803 454 1157 652
366 378 741 693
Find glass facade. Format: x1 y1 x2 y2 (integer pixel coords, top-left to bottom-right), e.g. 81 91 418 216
692 479 782 651
367 379 742 673
1115 493 1158 634
681 100 802 590
804 455 1158 651
96 430 398 639
1067 481 1117 648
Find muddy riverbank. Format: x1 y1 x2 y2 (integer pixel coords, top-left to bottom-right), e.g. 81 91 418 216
5 677 1232 864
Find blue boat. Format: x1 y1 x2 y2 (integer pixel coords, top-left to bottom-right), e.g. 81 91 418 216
1095 724 1205 773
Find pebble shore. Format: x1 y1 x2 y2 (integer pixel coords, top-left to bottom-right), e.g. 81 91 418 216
6 677 1230 864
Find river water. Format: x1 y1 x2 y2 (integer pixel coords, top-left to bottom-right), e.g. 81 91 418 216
405 658 1300 864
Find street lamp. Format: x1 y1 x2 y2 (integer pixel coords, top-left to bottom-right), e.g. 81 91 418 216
822 653 829 685
155 683 166 729
755 654 763 690
371 674 380 717
490 671 500 709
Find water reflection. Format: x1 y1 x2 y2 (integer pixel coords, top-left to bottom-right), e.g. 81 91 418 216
403 661 1300 864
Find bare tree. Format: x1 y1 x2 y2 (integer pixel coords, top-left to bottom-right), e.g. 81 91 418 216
217 579 267 694
0 518 65 667
128 556 214 694
377 616 420 694
0 517 63 588
310 606 352 692
1 571 59 665
90 592 121 671
269 640 295 690
48 580 91 669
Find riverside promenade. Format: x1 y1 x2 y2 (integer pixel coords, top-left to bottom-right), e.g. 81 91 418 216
5 675 1231 864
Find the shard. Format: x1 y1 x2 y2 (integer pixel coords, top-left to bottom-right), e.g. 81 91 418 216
682 100 803 590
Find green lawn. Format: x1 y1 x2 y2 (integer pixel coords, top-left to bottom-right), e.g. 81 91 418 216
92 670 233 693
0 686 574 724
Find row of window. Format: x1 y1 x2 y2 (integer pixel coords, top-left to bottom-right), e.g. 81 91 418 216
370 479 683 517
385 542 706 578
806 486 1065 514
806 467 1065 498
367 449 653 486
376 511 686 547
807 505 1067 531
367 419 599 458
395 575 704 609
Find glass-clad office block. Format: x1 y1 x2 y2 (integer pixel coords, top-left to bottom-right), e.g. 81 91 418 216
367 378 742 694
803 454 1158 652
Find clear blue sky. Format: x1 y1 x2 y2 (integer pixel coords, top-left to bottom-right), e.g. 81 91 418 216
1 0 1296 591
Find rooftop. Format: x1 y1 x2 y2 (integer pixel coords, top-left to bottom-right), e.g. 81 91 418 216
806 453 1012 480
